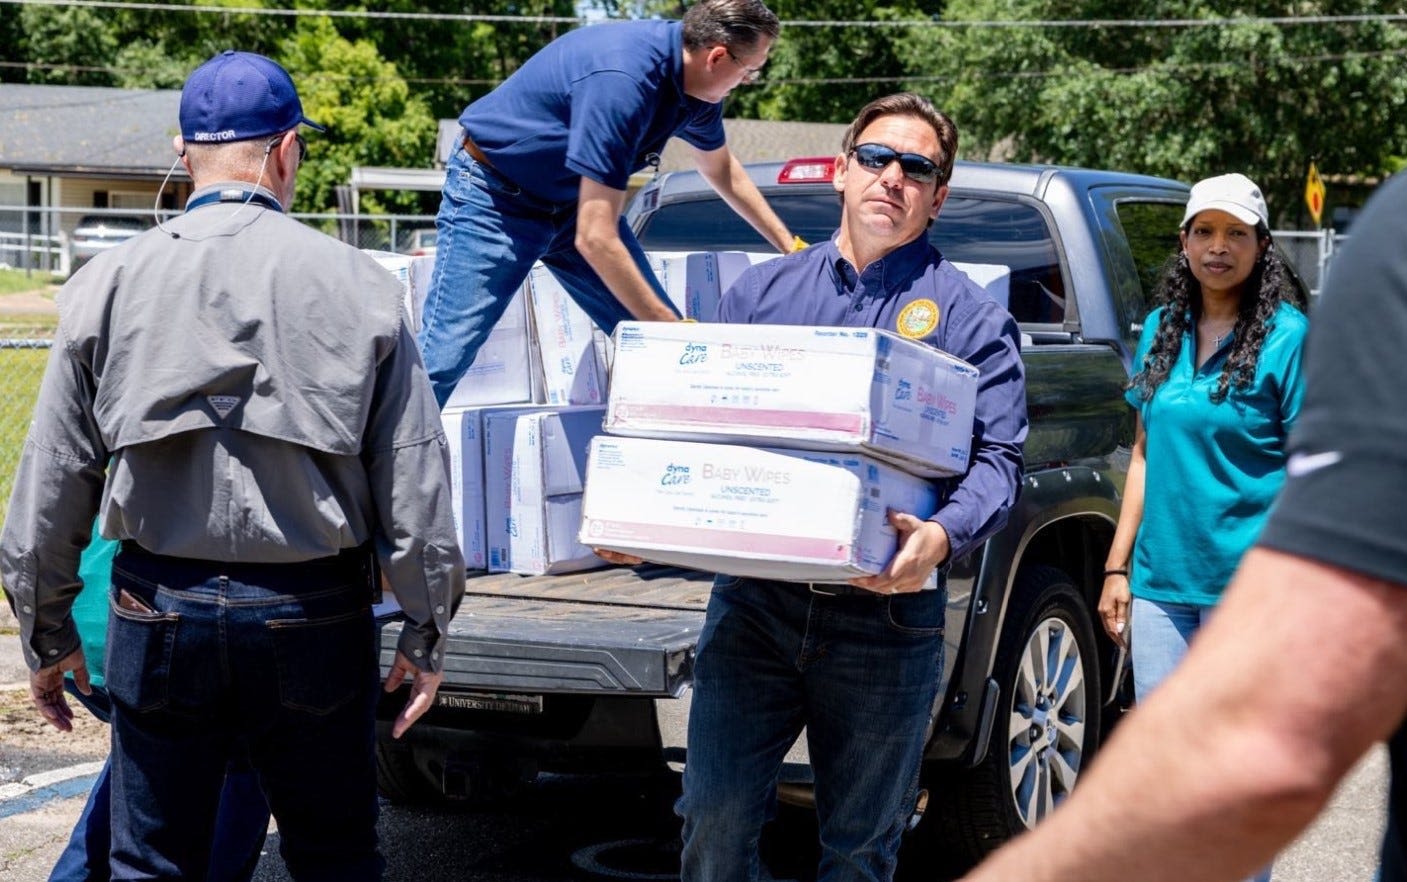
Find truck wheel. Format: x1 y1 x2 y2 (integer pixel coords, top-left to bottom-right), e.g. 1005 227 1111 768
375 738 449 805
906 565 1102 876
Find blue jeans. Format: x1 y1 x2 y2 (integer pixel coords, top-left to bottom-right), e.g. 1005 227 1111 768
1130 597 1272 882
50 685 269 882
418 138 675 408
677 577 946 882
1129 597 1216 703
105 544 383 882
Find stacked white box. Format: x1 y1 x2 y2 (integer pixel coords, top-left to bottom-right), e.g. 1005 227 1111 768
592 329 613 378
645 251 725 321
444 285 542 408
405 254 436 333
526 264 607 405
578 436 939 585
714 250 780 295
484 406 607 576
605 321 980 478
951 261 1012 311
440 407 487 571
364 250 421 331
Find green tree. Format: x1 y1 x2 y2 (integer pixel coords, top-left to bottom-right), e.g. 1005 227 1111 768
108 0 291 88
901 0 1407 222
337 1 579 121
13 5 122 85
281 16 438 214
726 1 945 124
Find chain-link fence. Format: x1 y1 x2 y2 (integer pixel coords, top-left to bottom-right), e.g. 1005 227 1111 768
0 340 52 535
0 205 437 541
0 205 438 277
0 212 1348 542
1274 229 1347 298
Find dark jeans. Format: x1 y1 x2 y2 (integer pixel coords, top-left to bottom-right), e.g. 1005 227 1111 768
105 544 382 882
677 577 946 882
50 683 269 882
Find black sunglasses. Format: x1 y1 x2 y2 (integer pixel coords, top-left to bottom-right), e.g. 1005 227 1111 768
265 132 308 163
850 142 941 184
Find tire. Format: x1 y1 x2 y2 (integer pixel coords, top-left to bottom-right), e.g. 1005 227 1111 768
905 565 1102 876
375 737 449 805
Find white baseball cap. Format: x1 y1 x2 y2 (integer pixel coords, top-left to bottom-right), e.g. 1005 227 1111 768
1180 173 1269 229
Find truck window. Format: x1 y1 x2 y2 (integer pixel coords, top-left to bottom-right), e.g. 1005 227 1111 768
636 193 1067 327
1112 201 1185 315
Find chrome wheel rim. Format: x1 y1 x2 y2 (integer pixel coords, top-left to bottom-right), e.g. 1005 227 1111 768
1007 615 1087 827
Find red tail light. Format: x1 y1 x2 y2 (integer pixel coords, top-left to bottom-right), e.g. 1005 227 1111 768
777 157 838 184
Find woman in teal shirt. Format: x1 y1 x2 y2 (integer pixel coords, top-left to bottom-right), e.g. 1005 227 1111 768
1098 173 1307 723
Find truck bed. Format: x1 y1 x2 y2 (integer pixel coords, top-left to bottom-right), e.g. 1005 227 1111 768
379 565 713 698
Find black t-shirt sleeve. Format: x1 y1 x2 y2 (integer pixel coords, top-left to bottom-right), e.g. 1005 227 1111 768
1258 171 1407 585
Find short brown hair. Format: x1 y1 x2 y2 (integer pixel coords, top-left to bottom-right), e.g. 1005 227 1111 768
841 93 959 184
681 0 781 52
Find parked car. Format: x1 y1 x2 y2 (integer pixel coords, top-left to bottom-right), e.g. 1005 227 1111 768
375 158 1194 875
68 213 150 271
400 227 437 256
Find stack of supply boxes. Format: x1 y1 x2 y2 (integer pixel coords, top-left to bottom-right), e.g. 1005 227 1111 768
578 321 981 587
366 249 773 576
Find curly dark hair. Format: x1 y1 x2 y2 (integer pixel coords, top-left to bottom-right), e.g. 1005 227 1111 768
1129 226 1305 404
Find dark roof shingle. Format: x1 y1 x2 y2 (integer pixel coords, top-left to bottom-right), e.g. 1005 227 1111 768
0 84 183 178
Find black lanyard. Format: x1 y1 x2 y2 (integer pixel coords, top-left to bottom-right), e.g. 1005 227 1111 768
185 188 283 214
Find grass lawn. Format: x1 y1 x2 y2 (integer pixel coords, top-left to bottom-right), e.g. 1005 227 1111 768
0 266 62 296
0 266 60 340
0 346 48 536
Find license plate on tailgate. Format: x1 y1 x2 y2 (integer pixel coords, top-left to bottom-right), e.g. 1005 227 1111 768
434 690 544 715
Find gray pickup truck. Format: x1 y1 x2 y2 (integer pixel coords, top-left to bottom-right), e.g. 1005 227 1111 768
376 158 1192 872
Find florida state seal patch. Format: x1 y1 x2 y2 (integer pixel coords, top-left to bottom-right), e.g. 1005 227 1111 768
896 299 940 339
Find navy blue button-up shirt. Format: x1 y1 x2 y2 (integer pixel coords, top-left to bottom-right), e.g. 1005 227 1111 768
716 233 1027 561
461 21 725 204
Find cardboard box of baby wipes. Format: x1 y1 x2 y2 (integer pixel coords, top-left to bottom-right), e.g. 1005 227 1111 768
484 405 607 576
605 322 980 478
406 254 436 333
714 250 781 295
364 250 433 333
578 436 939 586
593 329 614 378
951 261 1012 311
443 285 543 408
526 263 607 405
645 251 726 321
440 407 488 571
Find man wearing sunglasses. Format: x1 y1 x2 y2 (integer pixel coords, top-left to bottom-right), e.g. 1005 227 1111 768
675 92 1027 881
2 50 461 880
418 0 802 408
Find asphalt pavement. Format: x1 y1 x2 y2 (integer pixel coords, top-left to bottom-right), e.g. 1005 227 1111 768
0 615 1390 881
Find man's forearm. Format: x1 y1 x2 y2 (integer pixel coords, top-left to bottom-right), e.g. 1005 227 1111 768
696 148 793 253
577 234 678 321
575 179 678 321
963 549 1407 881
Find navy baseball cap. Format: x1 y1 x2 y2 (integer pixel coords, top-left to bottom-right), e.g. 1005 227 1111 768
180 50 325 144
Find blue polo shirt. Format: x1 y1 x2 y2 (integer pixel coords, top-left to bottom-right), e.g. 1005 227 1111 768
1126 302 1307 607
717 234 1028 562
460 20 727 204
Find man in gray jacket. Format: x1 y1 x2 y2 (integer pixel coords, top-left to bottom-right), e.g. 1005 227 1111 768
0 50 462 881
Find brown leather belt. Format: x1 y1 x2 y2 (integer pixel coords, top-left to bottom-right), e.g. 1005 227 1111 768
462 133 495 170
